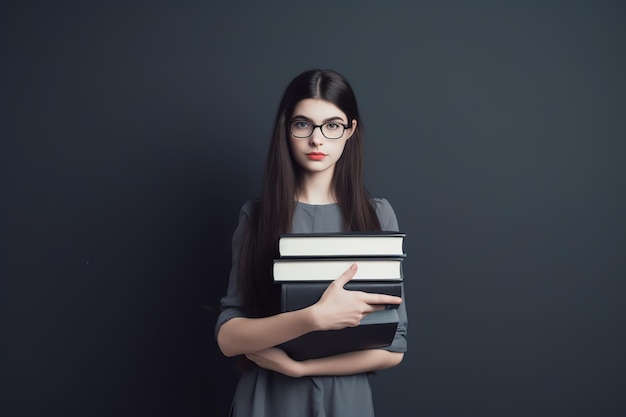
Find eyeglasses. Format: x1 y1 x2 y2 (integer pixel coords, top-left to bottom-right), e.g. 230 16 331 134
289 119 352 139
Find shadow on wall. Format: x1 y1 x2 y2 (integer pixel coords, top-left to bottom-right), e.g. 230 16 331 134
85 125 254 415
158 132 254 416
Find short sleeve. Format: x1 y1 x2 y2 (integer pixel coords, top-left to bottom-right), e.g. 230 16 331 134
372 198 408 353
214 200 254 339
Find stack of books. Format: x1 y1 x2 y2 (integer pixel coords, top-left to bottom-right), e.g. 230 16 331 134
273 231 406 360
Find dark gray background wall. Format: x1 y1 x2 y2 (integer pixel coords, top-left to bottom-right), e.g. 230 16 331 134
3 1 625 416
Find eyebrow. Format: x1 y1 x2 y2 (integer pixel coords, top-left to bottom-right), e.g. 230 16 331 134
292 115 347 123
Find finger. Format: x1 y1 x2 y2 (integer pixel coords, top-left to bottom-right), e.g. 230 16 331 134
363 304 387 313
361 293 403 305
333 263 358 287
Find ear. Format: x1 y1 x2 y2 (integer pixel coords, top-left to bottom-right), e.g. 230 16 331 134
346 119 358 140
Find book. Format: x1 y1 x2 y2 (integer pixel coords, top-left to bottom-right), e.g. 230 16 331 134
278 231 406 258
273 231 407 360
280 281 403 312
273 257 404 282
278 308 399 360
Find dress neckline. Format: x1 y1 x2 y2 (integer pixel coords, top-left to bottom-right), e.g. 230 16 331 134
296 201 338 208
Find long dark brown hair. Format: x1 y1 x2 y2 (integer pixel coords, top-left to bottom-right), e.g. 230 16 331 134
238 69 382 316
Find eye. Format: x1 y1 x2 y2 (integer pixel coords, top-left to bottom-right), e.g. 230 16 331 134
293 120 310 129
325 122 340 130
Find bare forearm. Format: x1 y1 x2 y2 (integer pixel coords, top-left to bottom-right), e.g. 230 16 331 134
217 308 317 357
300 349 404 376
218 265 403 359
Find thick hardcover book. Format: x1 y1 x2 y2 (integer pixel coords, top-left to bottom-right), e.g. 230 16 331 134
278 308 400 360
281 281 403 312
278 231 406 258
273 257 404 282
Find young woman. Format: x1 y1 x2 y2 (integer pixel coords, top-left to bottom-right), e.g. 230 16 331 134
215 69 408 417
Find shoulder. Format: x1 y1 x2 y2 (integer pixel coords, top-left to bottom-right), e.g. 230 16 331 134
238 198 259 221
230 198 259 240
371 197 395 218
371 197 400 232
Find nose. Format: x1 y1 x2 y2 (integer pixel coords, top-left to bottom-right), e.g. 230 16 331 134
309 126 325 146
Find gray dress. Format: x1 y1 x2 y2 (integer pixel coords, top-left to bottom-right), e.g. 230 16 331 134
215 199 408 417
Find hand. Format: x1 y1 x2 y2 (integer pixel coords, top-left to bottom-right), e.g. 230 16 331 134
310 263 403 331
246 347 305 378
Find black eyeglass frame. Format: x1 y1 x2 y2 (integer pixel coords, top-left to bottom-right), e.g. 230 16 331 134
288 119 353 140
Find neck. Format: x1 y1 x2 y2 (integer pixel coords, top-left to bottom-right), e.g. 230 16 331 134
297 170 336 205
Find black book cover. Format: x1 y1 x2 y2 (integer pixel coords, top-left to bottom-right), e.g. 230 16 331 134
278 309 399 361
281 281 403 312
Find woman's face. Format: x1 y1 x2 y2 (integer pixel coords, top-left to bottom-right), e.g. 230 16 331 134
288 98 357 176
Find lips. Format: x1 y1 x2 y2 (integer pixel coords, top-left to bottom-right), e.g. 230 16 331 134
306 152 326 161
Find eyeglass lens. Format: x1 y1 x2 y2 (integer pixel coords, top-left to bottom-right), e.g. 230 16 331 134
290 121 346 139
